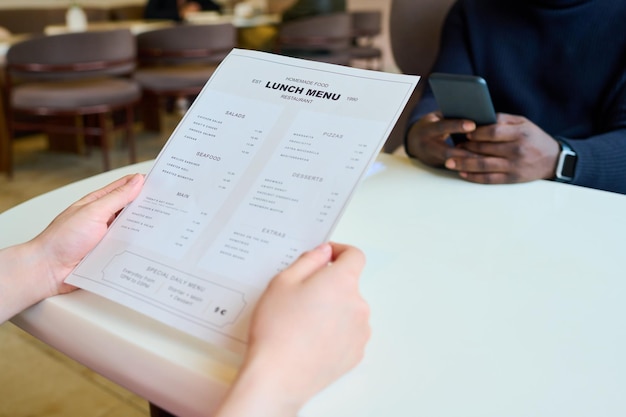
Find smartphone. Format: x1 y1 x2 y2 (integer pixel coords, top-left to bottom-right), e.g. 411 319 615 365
428 73 496 144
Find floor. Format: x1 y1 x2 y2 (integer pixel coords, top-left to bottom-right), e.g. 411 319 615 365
0 1 396 415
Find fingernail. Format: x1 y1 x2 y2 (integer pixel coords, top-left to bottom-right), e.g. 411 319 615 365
314 242 332 256
129 173 143 185
463 121 475 131
445 159 456 169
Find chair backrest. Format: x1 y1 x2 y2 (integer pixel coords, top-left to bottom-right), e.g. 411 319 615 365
136 23 237 66
278 12 352 51
383 0 456 153
6 29 136 80
351 10 382 38
389 0 456 76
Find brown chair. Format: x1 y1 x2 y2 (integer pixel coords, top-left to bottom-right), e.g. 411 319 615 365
0 84 10 177
390 0 456 76
134 23 237 132
275 12 353 66
383 0 456 152
4 29 141 176
349 10 383 70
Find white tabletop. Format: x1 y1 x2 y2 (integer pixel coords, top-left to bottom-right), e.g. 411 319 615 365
184 12 281 28
43 19 175 36
41 14 280 37
2 152 626 416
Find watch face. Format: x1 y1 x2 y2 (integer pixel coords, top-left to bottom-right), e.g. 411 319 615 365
556 145 577 182
562 153 577 179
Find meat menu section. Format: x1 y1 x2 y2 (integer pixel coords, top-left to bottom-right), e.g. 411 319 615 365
66 49 419 353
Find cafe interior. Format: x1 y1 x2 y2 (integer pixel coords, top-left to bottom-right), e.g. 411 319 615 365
3 1 626 416
0 0 418 415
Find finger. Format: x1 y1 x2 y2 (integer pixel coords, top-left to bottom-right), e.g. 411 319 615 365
276 243 334 283
329 243 366 268
459 171 513 184
327 241 355 262
75 174 144 206
443 148 496 170
433 119 475 138
467 114 525 143
445 155 510 174
423 111 443 122
496 113 526 125
443 146 482 162
461 140 517 157
81 174 144 217
327 242 366 281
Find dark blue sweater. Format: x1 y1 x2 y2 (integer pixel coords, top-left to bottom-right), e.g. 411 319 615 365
409 0 626 194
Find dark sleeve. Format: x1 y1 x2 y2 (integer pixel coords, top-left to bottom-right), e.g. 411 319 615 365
558 69 626 194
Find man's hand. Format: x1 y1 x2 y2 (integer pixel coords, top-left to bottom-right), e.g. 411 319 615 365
445 113 560 184
405 111 478 167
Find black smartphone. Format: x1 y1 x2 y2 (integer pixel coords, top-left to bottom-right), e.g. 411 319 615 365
428 73 496 144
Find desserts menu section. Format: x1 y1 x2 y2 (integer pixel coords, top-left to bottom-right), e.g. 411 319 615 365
66 49 419 353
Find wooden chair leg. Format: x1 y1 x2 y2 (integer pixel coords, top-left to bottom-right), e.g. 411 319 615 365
0 93 13 178
98 112 111 171
125 104 137 164
140 92 162 132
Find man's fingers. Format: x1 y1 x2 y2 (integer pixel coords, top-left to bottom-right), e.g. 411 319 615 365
446 156 511 174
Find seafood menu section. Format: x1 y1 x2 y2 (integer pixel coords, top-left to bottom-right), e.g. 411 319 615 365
66 49 419 353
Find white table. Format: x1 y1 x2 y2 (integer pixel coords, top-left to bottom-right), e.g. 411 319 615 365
184 12 281 28
2 152 626 416
42 13 281 34
43 19 175 36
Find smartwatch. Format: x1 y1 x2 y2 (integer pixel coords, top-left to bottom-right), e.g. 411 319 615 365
555 140 577 182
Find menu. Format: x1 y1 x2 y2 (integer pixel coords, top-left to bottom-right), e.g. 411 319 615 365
66 49 418 353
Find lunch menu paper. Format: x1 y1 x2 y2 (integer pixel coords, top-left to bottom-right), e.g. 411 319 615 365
66 49 419 353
